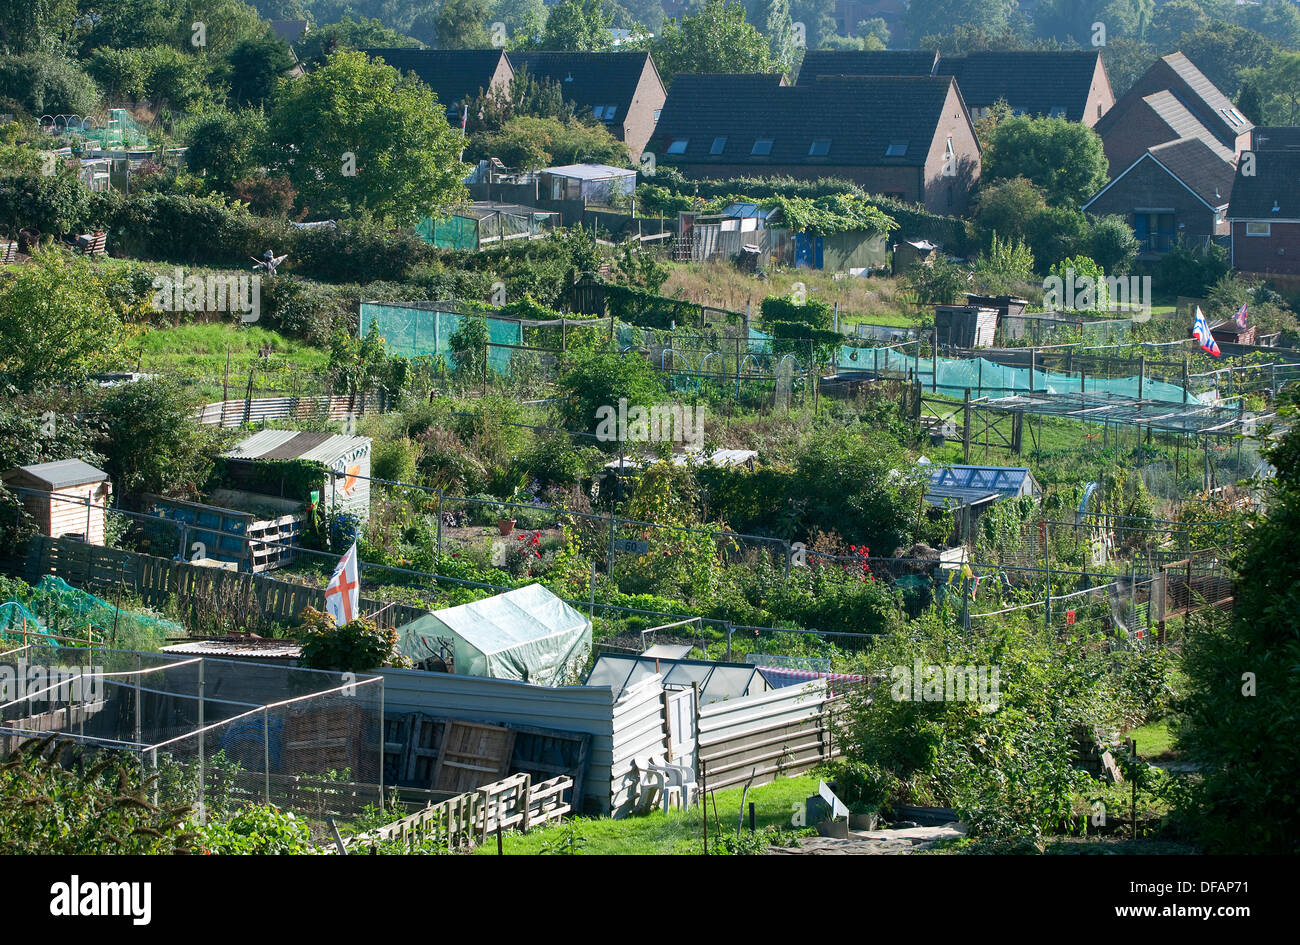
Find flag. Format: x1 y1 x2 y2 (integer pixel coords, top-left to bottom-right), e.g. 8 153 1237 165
1234 303 1249 329
1192 306 1221 357
323 542 359 626
461 105 468 131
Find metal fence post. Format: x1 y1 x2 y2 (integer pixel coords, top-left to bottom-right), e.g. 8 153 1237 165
263 707 272 805
197 658 206 824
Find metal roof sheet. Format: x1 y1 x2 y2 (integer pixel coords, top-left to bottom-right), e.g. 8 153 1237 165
5 459 107 489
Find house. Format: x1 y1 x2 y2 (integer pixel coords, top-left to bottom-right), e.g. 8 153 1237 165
1252 126 1300 150
538 163 636 206
798 49 1114 126
1093 52 1253 175
1227 148 1300 276
1082 137 1235 256
364 48 513 122
648 74 980 214
506 51 665 160
2 460 111 545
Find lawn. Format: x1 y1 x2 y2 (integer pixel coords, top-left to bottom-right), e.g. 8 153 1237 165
124 323 332 402
1126 717 1178 761
474 773 821 855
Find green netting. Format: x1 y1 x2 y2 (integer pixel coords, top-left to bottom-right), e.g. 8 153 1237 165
9 576 184 651
839 348 1198 404
359 302 523 372
428 214 477 250
54 109 149 149
0 601 57 646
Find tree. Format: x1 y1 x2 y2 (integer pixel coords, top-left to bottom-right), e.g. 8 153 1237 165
435 0 492 48
265 50 468 224
295 17 421 66
982 116 1109 209
469 115 629 169
972 176 1049 248
1088 214 1139 274
1176 24 1277 99
763 0 798 75
86 48 153 102
0 53 102 115
1035 0 1153 44
652 1 776 86
491 0 549 46
449 315 490 380
96 377 223 498
176 0 267 56
1150 0 1224 49
559 349 668 443
0 253 121 395
1175 388 1300 853
224 34 296 107
0 0 78 56
906 0 1021 45
1241 52 1300 126
186 108 268 190
539 0 615 51
1240 0 1300 52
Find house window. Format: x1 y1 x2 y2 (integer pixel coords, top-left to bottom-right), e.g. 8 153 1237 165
886 140 907 157
653 109 661 122
1049 106 1067 118
1098 103 1103 119
1246 222 1271 236
593 105 617 121
710 136 727 155
808 139 831 156
942 136 956 177
751 139 773 155
667 139 688 154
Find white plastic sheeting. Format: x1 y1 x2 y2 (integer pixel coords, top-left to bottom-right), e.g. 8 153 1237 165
412 584 592 687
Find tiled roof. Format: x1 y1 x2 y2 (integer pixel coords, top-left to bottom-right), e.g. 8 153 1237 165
1097 52 1252 151
650 73 962 168
364 48 509 110
507 51 657 124
1228 148 1300 220
1142 91 1235 161
1158 52 1254 144
798 49 939 79
1252 126 1300 150
1147 138 1236 207
798 49 1105 121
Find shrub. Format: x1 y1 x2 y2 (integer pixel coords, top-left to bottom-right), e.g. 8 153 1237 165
293 606 411 672
196 805 318 855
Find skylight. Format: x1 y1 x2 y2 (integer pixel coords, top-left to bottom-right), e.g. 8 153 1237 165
751 139 773 155
808 139 831 156
667 139 688 154
710 136 727 155
886 141 908 157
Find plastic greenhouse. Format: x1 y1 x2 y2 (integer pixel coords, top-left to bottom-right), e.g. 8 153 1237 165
396 584 591 687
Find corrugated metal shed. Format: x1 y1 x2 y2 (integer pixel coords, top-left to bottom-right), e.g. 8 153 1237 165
223 430 372 521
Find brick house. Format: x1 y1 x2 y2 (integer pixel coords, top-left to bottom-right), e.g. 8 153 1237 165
647 73 980 214
506 51 666 161
1093 52 1253 175
1228 149 1300 276
798 49 1114 126
1082 137 1234 257
365 48 513 123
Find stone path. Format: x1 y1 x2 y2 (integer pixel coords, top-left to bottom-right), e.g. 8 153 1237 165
767 823 965 855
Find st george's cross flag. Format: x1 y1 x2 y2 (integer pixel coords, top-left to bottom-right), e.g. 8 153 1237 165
1192 306 1221 357
323 542 360 626
1234 303 1249 329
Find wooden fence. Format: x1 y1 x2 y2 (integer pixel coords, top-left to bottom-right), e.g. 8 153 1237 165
343 772 572 853
18 536 427 631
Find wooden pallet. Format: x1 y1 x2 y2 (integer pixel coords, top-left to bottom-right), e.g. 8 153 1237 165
431 720 515 794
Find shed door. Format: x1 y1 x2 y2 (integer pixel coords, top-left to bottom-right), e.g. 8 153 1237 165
665 688 696 771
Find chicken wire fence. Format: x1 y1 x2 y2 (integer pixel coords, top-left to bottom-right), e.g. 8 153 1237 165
0 645 383 836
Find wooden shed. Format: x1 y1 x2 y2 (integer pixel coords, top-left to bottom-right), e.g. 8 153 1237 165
934 304 999 349
2 460 112 544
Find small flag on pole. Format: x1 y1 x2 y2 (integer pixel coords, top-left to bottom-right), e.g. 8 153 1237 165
1192 306 1221 357
323 542 360 626
1233 303 1249 329
461 105 468 131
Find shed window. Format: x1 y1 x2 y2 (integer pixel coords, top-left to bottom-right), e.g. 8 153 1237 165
710 136 727 155
808 139 830 156
751 139 773 155
667 139 688 154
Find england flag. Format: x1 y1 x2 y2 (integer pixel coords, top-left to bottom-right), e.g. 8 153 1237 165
323 543 360 626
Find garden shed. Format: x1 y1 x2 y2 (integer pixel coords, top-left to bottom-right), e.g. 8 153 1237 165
396 584 591 687
934 304 999 349
222 430 372 522
2 460 111 544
